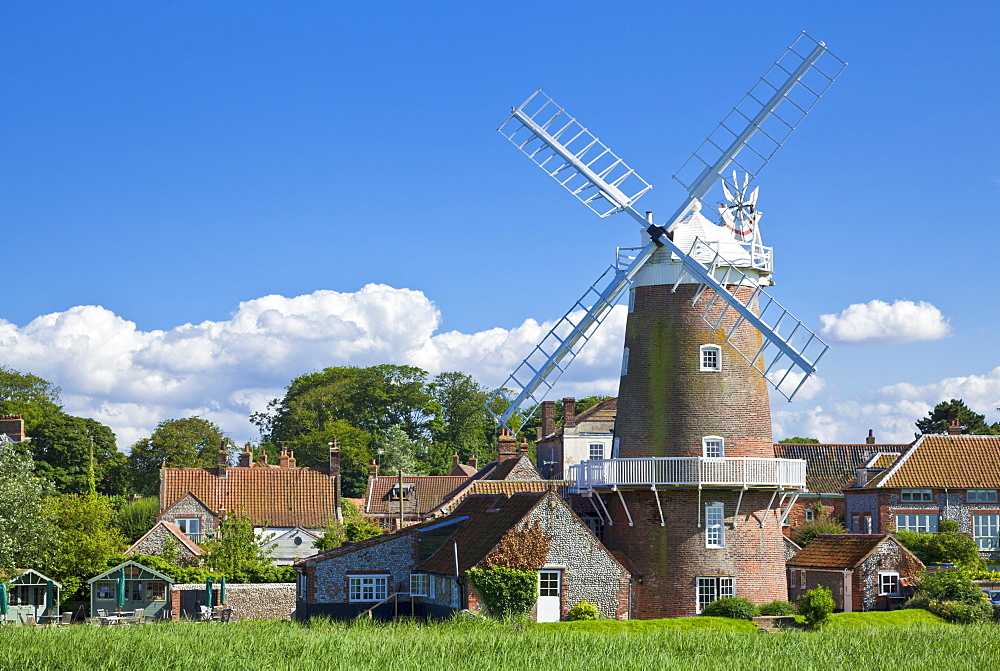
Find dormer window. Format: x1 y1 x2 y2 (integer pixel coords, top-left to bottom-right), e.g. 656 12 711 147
390 484 414 500
700 345 721 371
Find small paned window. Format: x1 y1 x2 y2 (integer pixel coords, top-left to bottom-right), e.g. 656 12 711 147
697 576 734 612
95 582 115 601
129 582 143 601
973 514 1000 550
410 574 431 597
589 443 605 460
628 289 635 313
176 517 202 541
538 571 560 597
581 513 604 541
621 348 630 376
896 514 938 533
968 490 998 503
390 484 414 500
900 489 933 503
804 509 815 522
349 576 388 602
878 572 900 596
705 503 725 548
700 345 721 371
702 437 724 459
148 582 166 601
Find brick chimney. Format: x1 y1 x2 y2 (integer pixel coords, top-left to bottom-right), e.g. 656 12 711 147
469 454 478 470
217 440 229 477
287 450 296 468
541 401 555 438
562 398 576 429
519 437 529 454
866 429 876 445
329 440 342 522
239 443 252 467
0 414 25 442
948 419 962 435
369 459 379 477
498 428 517 462
452 452 461 471
278 449 290 468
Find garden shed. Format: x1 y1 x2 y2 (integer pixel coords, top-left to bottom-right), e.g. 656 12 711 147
2 569 61 623
88 561 174 619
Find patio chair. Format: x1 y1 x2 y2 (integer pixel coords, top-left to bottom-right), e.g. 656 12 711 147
219 608 233 624
124 608 144 625
97 609 107 618
199 605 212 621
57 612 72 627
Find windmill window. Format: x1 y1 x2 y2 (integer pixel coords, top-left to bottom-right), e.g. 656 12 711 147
697 576 734 612
705 503 725 548
621 348 630 376
628 289 635 313
702 437 724 459
700 345 721 371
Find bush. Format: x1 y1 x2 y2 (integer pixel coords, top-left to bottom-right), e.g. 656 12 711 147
701 597 759 620
759 600 797 616
938 519 959 533
467 567 537 619
566 601 600 621
909 568 985 604
793 518 846 547
922 599 994 624
895 531 986 571
798 586 835 629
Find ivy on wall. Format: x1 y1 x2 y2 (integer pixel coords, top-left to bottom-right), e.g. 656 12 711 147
467 566 537 619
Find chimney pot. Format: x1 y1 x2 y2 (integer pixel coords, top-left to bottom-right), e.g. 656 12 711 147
866 429 876 445
239 443 252 468
369 459 379 477
562 398 577 429
452 452 460 470
469 455 478 470
948 419 962 435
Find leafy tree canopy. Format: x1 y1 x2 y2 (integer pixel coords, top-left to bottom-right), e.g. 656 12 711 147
916 399 1000 436
427 371 493 470
29 414 125 495
779 436 820 443
202 514 275 580
895 530 986 571
0 441 57 575
0 366 63 430
114 496 160 543
374 424 424 476
127 417 227 495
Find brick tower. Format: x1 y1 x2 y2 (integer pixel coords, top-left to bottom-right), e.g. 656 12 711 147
588 204 803 618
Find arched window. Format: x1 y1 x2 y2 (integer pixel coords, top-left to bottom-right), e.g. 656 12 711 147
699 344 721 371
702 436 724 459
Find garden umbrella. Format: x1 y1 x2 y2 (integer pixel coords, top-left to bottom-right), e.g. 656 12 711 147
46 580 54 615
219 575 226 605
205 576 213 609
116 570 126 610
1 582 8 621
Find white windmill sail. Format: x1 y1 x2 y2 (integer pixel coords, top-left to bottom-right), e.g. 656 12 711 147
488 33 846 432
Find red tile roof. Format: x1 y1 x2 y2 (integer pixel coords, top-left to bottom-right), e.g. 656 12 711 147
160 466 338 528
786 534 905 569
428 479 570 517
864 435 1000 489
364 476 470 517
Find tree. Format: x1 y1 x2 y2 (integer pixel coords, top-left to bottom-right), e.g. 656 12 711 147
41 493 128 602
0 441 57 574
114 497 160 543
127 417 227 495
779 437 820 443
202 514 275 579
0 366 63 431
373 425 424 476
29 414 125 495
793 517 846 547
798 585 835 629
916 399 1000 436
895 531 986 571
428 371 493 471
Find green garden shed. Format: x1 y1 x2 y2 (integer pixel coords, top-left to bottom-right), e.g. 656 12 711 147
88 561 174 619
2 569 61 623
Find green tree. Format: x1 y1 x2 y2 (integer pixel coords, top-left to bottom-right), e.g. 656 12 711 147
42 493 128 602
798 585 835 629
792 517 846 547
0 366 63 431
374 425 424 476
114 497 160 543
467 567 538 619
895 531 986 571
428 371 493 472
203 514 274 579
29 414 125 495
126 417 227 495
0 441 57 574
916 399 1000 436
779 436 820 443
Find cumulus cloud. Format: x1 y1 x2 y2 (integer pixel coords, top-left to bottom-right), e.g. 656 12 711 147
773 367 1000 444
818 299 951 345
0 285 627 449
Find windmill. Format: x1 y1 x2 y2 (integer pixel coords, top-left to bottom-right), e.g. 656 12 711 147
487 33 846 618
487 32 845 435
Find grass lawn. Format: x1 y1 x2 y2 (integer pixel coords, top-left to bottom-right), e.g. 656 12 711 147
0 614 993 670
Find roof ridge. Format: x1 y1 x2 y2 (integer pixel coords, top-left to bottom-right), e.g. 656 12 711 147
877 436 924 487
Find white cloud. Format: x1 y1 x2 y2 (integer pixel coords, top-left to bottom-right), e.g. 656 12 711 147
0 285 627 449
818 299 951 345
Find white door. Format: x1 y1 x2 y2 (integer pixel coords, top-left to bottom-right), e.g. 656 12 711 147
536 571 561 622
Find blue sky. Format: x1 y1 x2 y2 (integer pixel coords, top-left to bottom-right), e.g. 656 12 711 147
2 1 999 447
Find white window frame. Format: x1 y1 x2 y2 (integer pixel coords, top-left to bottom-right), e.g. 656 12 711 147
699 344 721 372
895 513 938 533
297 573 308 600
696 576 734 613
409 573 432 597
538 571 560 598
95 581 115 601
702 436 724 459
628 289 635 313
968 489 998 503
900 489 932 503
589 443 605 461
878 571 900 596
621 347 629 376
973 514 1000 551
175 517 202 541
705 502 725 548
348 575 388 602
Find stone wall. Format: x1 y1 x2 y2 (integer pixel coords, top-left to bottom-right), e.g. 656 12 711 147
127 525 201 564
160 493 219 539
170 583 295 621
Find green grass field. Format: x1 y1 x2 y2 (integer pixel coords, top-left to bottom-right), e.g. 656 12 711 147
0 612 993 671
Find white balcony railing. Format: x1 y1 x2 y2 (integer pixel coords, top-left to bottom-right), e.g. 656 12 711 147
568 457 806 491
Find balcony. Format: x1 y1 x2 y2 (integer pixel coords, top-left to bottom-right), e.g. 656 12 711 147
568 457 806 492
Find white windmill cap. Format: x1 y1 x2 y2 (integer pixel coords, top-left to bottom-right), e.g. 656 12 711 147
667 204 755 269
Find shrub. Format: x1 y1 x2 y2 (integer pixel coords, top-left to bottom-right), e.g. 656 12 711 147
566 601 600 621
895 531 986 570
798 586 835 629
923 599 994 624
759 600 797 616
467 567 537 619
793 518 846 547
938 519 959 533
909 568 985 604
701 597 759 620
